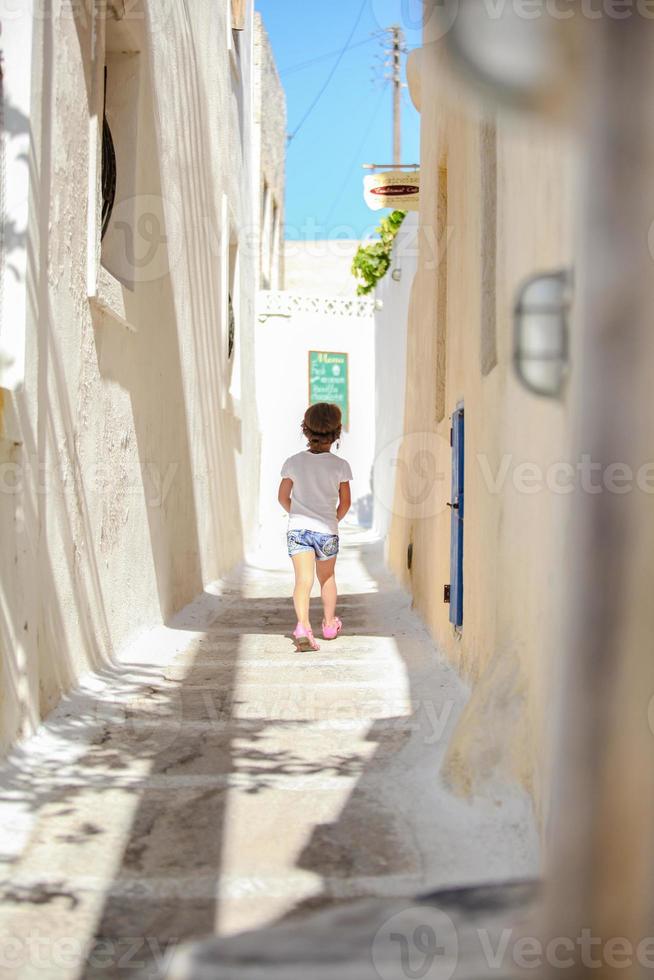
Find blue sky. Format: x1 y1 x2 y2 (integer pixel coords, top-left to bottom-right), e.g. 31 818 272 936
255 0 422 241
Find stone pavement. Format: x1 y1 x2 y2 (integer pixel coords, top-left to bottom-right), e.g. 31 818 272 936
0 529 538 979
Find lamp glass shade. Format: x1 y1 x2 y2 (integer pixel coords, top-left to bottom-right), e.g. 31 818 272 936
436 0 576 113
454 1 552 95
514 271 571 397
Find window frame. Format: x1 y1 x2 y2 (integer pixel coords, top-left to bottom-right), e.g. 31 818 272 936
86 5 141 332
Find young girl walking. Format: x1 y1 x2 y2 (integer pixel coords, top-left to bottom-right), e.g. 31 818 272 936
278 403 352 651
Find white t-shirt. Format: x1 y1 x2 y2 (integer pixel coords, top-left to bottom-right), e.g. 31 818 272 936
281 451 353 535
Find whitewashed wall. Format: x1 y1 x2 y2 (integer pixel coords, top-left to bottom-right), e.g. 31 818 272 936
254 292 376 559
0 0 273 754
372 213 418 541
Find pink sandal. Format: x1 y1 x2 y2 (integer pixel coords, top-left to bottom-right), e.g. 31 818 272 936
322 617 343 641
292 623 320 652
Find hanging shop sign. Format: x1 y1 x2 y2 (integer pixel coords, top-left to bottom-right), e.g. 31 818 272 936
364 170 420 211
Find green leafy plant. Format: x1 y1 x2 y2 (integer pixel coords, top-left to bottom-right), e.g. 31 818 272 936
351 210 407 296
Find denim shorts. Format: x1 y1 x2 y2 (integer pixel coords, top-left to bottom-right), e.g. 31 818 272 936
287 529 339 561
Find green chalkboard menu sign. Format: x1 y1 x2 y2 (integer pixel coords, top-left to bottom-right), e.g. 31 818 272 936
308 351 349 430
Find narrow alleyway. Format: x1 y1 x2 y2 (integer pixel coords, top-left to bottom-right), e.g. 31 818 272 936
0 530 537 979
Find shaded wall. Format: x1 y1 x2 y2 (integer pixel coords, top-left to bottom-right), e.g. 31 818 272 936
387 41 578 815
373 213 418 541
0 0 263 753
254 14 286 291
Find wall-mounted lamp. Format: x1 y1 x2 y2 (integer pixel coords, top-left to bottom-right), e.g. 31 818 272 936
434 0 578 116
391 268 402 282
513 269 572 399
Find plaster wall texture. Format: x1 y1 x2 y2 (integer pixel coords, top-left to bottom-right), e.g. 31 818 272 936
254 14 286 290
386 42 578 815
0 0 276 753
254 295 375 560
372 213 418 540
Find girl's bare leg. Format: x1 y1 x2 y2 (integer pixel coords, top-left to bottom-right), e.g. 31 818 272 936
291 551 315 628
316 557 338 626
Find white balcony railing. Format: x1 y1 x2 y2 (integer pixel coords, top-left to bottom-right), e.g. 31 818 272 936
257 290 376 322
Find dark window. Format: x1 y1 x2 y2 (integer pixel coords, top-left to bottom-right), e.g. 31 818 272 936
228 292 235 359
101 67 116 241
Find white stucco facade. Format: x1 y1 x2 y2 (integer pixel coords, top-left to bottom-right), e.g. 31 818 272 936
254 13 286 292
254 290 376 560
386 34 577 813
372 213 418 541
253 239 377 560
0 0 284 754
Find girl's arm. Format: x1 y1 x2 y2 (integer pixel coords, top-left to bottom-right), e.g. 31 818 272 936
336 481 351 522
278 478 293 514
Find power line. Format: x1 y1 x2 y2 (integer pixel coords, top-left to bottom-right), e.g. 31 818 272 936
323 82 389 228
280 35 380 77
287 0 368 147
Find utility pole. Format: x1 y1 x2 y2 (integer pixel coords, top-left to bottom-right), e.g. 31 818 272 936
379 25 406 166
392 25 402 165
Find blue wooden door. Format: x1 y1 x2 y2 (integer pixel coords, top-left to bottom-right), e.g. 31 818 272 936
449 406 465 627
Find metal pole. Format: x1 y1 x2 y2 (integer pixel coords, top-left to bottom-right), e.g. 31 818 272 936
544 17 654 978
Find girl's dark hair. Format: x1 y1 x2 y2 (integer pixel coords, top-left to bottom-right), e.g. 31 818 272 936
302 403 342 447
